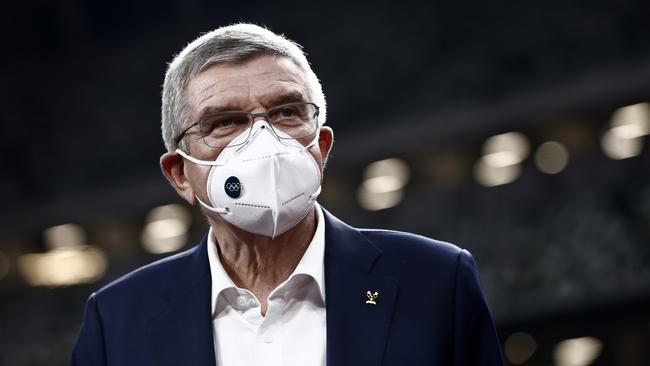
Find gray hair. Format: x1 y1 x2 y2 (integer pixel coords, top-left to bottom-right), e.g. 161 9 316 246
161 23 327 152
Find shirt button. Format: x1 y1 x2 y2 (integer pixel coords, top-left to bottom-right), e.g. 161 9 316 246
264 336 273 343
236 296 247 307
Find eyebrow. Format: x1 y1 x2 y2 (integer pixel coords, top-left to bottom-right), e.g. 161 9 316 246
264 90 307 107
196 90 308 120
196 103 245 119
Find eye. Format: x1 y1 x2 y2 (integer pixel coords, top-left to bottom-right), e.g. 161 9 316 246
279 106 297 118
201 113 249 134
217 118 235 128
270 104 305 122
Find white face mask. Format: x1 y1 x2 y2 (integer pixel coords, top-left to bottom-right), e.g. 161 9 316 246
176 121 322 238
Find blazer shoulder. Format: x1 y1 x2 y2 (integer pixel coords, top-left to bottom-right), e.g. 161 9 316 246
94 244 200 300
358 228 466 272
360 228 462 256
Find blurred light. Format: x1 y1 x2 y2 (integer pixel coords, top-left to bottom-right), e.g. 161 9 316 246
482 132 530 167
364 158 410 188
504 332 537 365
601 103 650 160
610 124 647 139
474 132 529 187
43 223 86 250
553 337 603 366
357 186 405 211
601 128 644 160
474 157 522 187
362 176 404 193
610 103 650 134
534 141 569 174
18 245 107 287
483 151 521 168
141 204 191 254
0 251 9 281
357 158 410 211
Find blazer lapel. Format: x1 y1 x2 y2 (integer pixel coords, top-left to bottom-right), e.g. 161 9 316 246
323 209 399 366
145 237 216 366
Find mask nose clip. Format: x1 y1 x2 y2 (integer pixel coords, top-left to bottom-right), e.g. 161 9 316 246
254 120 281 139
236 120 290 153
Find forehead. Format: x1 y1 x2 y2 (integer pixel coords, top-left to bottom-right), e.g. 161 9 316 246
185 55 309 115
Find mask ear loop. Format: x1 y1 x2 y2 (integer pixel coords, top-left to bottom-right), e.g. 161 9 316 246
175 149 225 166
309 185 321 201
299 128 321 152
303 130 323 203
174 149 230 214
195 195 230 215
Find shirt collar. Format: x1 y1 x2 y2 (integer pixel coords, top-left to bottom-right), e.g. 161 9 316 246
207 203 326 316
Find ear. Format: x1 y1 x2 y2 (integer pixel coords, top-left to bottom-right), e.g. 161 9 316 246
160 151 196 205
318 126 334 165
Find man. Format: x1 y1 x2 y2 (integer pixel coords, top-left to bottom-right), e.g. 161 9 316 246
72 23 503 366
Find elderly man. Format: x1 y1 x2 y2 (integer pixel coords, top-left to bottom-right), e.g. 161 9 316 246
72 24 503 366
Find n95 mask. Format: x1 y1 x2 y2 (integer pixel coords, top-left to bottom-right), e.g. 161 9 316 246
176 121 322 238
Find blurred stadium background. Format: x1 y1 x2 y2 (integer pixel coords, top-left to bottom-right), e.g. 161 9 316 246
1 0 650 365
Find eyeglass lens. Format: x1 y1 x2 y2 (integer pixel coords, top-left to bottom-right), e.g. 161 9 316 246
199 103 318 148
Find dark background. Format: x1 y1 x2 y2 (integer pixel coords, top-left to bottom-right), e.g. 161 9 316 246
1 0 650 365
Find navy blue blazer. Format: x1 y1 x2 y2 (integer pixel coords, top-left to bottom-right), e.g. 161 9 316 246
72 209 503 365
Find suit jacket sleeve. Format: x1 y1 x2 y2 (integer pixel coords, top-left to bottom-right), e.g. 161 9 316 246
452 250 503 366
71 292 107 366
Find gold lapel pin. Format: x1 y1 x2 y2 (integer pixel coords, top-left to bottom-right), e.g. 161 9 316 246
365 290 379 305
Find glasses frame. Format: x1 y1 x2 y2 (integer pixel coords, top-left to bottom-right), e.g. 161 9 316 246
173 102 320 148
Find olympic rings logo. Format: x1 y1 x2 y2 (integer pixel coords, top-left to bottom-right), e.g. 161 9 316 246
224 176 242 198
225 182 241 191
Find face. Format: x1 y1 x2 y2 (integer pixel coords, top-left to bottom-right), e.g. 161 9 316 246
160 54 333 217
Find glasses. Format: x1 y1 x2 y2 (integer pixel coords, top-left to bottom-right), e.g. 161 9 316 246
174 102 320 148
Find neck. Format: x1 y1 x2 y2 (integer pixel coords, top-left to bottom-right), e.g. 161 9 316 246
209 207 317 311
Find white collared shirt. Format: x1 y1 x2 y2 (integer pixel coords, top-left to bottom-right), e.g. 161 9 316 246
207 203 327 366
